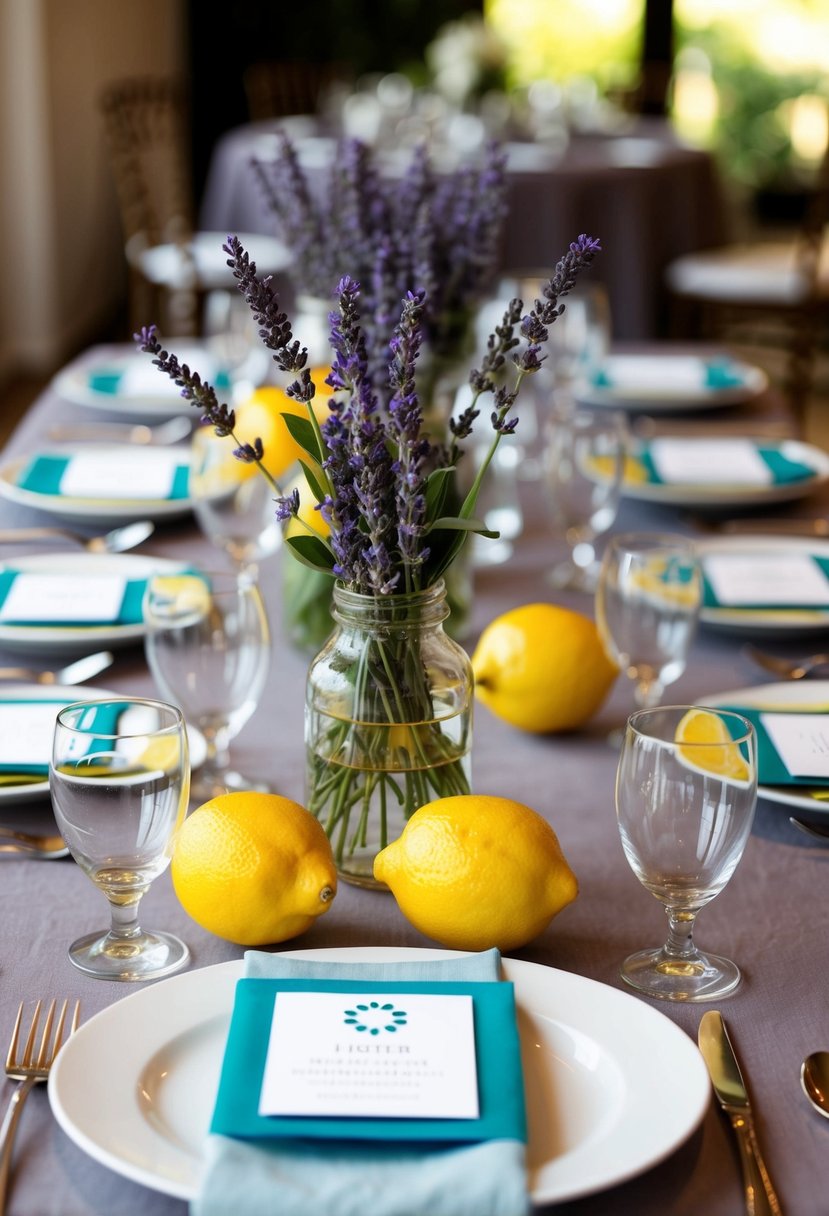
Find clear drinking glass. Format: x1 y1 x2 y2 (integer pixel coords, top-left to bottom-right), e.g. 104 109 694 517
615 705 758 1001
144 569 271 802
190 425 282 569
542 404 627 591
596 532 701 722
50 697 190 981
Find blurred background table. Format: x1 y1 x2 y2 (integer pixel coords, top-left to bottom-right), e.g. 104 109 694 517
199 116 726 341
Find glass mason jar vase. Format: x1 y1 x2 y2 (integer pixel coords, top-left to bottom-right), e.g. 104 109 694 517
305 580 473 888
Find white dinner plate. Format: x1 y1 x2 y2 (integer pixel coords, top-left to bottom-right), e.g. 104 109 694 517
695 536 829 637
48 947 710 1207
0 447 192 527
0 552 191 656
576 352 767 412
0 682 207 805
703 681 829 818
619 438 829 509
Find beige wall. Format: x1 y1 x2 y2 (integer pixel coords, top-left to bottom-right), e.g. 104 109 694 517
0 0 187 379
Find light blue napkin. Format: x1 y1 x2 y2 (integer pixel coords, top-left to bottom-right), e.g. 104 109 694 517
192 949 529 1216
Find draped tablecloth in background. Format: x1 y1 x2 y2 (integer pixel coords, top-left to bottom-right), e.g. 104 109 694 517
198 115 726 342
1 363 828 1216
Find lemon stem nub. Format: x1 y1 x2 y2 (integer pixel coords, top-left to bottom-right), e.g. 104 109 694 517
320 886 335 903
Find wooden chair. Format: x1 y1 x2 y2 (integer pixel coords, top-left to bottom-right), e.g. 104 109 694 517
99 75 291 337
664 110 829 432
242 60 349 122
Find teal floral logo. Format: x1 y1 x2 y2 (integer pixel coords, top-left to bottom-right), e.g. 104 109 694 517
343 1002 408 1035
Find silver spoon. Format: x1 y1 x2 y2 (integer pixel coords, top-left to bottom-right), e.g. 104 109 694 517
0 650 114 685
0 520 155 554
801 1052 829 1119
789 817 829 842
743 644 829 681
0 830 69 859
47 416 192 445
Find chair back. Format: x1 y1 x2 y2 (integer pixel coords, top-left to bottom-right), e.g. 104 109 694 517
243 60 348 122
99 75 194 254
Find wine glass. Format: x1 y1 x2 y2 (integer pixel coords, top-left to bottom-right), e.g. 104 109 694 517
190 425 282 570
546 282 612 393
143 569 272 802
596 532 701 721
615 705 758 1001
542 404 627 591
50 697 190 981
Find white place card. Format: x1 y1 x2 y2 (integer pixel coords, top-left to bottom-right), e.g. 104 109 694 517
0 701 64 766
0 573 127 623
119 348 215 397
648 439 772 486
58 449 182 499
761 712 829 779
259 991 479 1120
703 553 829 607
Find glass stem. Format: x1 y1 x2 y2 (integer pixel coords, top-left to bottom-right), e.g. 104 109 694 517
108 901 142 940
664 908 699 959
634 677 664 709
204 725 232 772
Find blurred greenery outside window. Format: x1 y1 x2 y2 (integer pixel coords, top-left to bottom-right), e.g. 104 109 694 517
486 0 829 205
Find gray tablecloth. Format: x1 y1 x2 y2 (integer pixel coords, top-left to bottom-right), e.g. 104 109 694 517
1 363 828 1215
198 116 725 343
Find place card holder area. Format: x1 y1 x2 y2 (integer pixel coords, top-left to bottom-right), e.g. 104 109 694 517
211 979 527 1146
638 443 814 488
0 570 147 627
701 555 829 611
0 699 124 776
16 454 189 500
717 704 829 788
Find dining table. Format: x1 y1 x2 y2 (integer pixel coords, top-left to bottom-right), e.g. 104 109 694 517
197 114 726 342
1 347 829 1216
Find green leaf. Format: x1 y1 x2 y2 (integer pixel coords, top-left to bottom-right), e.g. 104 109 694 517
298 459 328 504
423 467 453 523
284 533 336 575
427 516 500 539
281 413 323 465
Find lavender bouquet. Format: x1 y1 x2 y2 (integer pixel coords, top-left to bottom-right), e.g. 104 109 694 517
137 232 600 881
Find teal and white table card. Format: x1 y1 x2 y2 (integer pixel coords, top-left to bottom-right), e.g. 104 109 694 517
259 990 479 1120
702 553 829 609
717 704 829 786
649 439 772 485
0 699 68 774
0 572 127 625
18 449 189 500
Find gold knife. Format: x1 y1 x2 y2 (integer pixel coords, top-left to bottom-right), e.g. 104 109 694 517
698 1011 783 1216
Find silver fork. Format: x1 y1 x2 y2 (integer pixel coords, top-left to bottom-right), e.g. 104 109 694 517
0 1000 81 1212
743 644 829 680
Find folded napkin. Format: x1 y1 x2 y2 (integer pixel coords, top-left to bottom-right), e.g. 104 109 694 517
192 949 529 1216
88 349 229 398
702 553 829 610
638 439 814 487
0 568 149 627
592 355 745 396
716 704 829 788
17 451 189 500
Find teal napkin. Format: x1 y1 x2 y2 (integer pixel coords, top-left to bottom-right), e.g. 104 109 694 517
639 444 814 486
702 555 829 610
0 569 147 626
192 949 529 1216
88 366 231 395
17 454 189 499
592 357 745 392
717 704 829 787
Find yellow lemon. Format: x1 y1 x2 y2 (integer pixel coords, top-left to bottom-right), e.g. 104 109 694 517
471 603 617 733
674 708 752 783
587 453 649 484
149 574 212 616
374 794 578 951
171 792 337 945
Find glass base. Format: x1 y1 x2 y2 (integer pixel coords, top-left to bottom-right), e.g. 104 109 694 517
190 767 273 804
547 559 600 593
620 946 742 1002
68 928 190 982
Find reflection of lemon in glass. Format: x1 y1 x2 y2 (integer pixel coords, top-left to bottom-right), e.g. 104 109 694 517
151 574 212 617
374 794 578 951
674 708 752 782
588 454 649 484
139 735 183 773
628 559 699 607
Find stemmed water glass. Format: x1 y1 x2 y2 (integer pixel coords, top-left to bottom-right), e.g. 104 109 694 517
596 532 701 723
190 425 282 570
542 404 627 591
615 705 758 1001
50 697 190 981
143 569 271 803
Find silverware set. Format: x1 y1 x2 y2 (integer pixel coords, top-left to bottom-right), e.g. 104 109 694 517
46 416 192 446
0 520 154 554
743 644 829 681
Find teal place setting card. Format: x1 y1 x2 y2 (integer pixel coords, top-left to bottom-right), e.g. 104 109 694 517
211 978 526 1145
0 698 124 776
0 569 148 627
701 553 829 610
639 440 814 487
17 452 190 500
717 704 829 787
